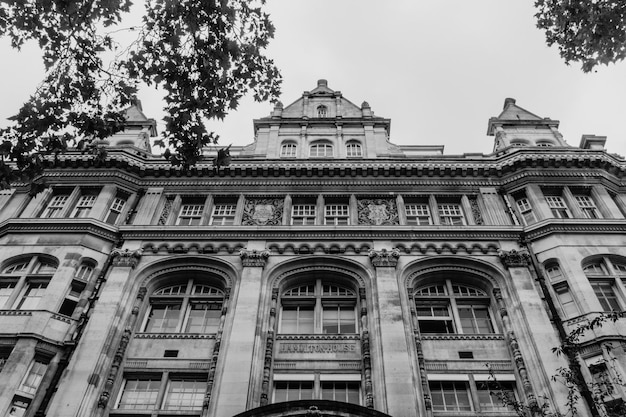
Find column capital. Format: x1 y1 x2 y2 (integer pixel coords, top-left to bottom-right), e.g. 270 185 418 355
498 249 530 268
368 248 400 268
111 248 143 268
239 248 270 267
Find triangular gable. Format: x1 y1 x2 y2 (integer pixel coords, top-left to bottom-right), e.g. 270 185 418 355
497 102 542 121
124 103 150 122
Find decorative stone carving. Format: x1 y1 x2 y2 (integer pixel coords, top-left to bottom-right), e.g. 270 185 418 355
357 198 399 225
111 248 143 268
498 249 530 268
242 198 284 226
98 329 131 408
239 248 270 267
468 196 484 225
368 248 400 267
158 196 174 225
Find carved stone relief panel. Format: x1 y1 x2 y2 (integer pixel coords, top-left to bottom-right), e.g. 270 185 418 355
357 198 399 225
242 197 284 226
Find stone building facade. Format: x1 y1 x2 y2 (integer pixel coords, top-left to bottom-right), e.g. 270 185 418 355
0 80 625 417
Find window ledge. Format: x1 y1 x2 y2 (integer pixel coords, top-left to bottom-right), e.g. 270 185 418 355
134 332 216 340
422 334 505 341
276 334 360 341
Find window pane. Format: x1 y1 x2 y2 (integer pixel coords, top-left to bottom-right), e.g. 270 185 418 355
591 282 621 312
274 381 313 402
281 306 314 334
321 382 360 404
430 381 471 411
17 282 48 310
19 361 48 394
144 303 181 332
458 305 493 334
186 302 222 333
118 379 160 410
164 379 206 410
477 381 516 411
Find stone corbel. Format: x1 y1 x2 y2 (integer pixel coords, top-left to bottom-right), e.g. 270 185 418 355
368 248 400 268
498 249 530 268
111 248 143 268
239 248 271 267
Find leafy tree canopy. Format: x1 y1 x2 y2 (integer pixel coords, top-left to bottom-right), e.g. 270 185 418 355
535 0 626 72
0 0 281 192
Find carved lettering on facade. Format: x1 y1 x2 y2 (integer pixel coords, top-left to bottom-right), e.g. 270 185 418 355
357 198 398 225
279 342 357 353
242 198 284 226
368 248 400 267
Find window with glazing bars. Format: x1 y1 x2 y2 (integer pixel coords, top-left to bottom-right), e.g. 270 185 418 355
72 194 97 218
575 195 600 219
177 204 204 225
545 195 571 218
292 204 316 225
405 204 431 225
42 195 69 218
106 196 126 224
437 204 464 225
210 204 236 225
324 204 349 225
280 143 297 157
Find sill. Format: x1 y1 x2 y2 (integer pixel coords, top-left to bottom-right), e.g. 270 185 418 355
421 334 505 341
134 333 216 339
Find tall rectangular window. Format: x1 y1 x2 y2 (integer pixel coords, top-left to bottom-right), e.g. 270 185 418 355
0 281 16 307
405 203 432 225
19 360 48 395
545 195 571 218
590 282 621 312
554 284 579 317
117 378 160 410
438 204 464 225
322 306 356 334
163 378 206 410
429 381 472 411
42 194 69 218
325 204 349 225
144 303 182 333
292 204 316 225
177 203 204 226
515 197 536 224
106 196 127 224
476 381 516 411
457 305 494 334
210 203 236 225
280 306 314 334
574 195 600 219
71 193 97 218
8 397 30 417
185 302 222 333
416 304 454 334
16 281 48 310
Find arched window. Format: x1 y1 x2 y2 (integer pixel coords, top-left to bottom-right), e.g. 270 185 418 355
0 256 57 310
510 141 528 147
280 143 297 158
317 105 328 118
346 142 362 157
310 143 333 158
414 279 495 334
583 257 626 312
279 279 357 334
75 261 95 281
536 141 554 147
142 278 224 333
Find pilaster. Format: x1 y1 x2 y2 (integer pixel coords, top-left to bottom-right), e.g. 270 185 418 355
368 248 417 416
132 187 163 225
212 246 269 417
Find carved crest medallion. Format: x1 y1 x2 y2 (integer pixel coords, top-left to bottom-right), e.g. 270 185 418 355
242 198 283 226
357 198 398 225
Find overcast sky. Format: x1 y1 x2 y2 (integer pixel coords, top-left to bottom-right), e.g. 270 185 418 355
1 1 626 157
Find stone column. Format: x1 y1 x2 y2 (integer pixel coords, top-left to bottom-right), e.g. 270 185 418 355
212 247 269 417
45 247 142 417
396 195 407 225
369 248 418 416
562 187 584 218
525 184 551 220
20 188 52 218
90 185 116 221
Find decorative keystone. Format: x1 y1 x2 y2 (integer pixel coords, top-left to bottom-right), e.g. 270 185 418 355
239 248 270 267
111 248 143 268
498 249 530 268
368 248 400 268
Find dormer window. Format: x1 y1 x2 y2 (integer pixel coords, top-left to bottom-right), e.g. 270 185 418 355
511 141 528 147
310 143 333 158
346 142 362 157
280 143 297 158
317 105 328 118
536 141 554 147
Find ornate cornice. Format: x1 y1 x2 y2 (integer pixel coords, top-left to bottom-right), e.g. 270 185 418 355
498 249 530 268
0 219 118 242
111 248 143 268
368 248 400 268
239 248 270 267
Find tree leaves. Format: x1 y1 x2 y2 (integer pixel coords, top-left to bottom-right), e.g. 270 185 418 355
0 0 281 191
535 0 626 72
